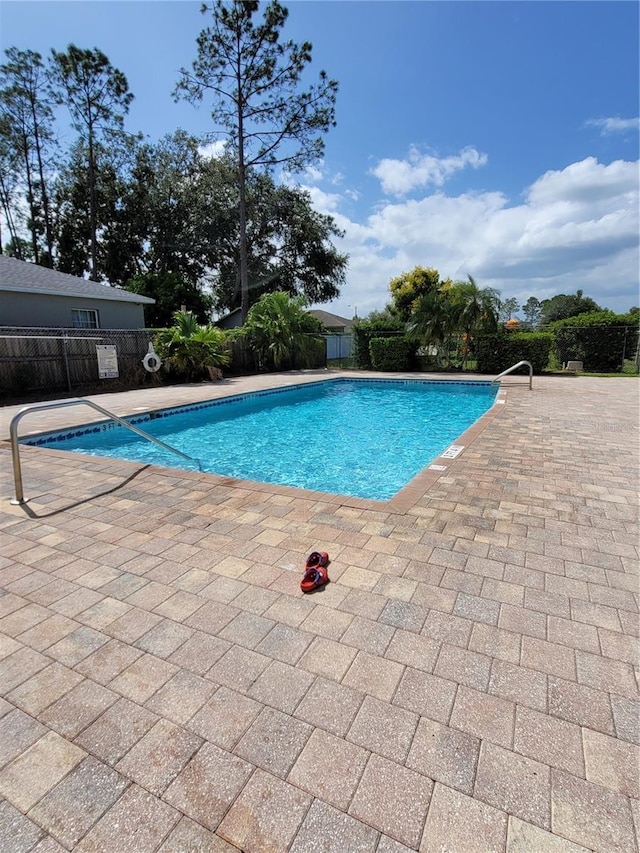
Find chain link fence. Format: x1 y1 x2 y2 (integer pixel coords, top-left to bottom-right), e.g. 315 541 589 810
546 323 640 372
0 327 156 399
0 326 329 402
325 333 354 367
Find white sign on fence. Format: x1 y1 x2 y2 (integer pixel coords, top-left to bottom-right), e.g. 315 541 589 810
96 345 119 379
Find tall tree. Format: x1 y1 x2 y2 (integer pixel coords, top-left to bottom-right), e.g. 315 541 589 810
389 266 443 323
53 137 132 279
540 290 600 324
205 167 347 313
105 131 209 286
99 134 148 286
140 131 209 281
0 47 56 264
117 133 224 317
0 114 23 255
50 45 133 281
51 139 92 276
174 0 338 321
265 184 346 303
126 272 213 327
522 296 542 329
501 296 520 321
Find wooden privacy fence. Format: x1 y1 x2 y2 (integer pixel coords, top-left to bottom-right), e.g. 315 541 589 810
225 335 327 374
0 327 328 400
0 327 155 396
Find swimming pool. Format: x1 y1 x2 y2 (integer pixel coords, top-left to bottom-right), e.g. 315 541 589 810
23 378 498 501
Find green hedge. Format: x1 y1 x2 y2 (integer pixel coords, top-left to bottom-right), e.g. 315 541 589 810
550 312 639 372
369 336 417 371
476 331 553 374
353 320 404 368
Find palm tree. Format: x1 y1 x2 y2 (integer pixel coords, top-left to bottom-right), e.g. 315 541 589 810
407 288 457 368
243 291 323 370
155 310 230 380
448 275 500 369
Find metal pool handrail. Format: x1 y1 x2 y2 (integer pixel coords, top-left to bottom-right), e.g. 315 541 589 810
491 360 533 390
9 398 202 505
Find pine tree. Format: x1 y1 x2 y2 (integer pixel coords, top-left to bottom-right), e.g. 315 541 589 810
175 0 338 320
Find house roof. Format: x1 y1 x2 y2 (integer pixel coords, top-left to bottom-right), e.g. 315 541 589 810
214 307 243 328
0 256 155 304
215 306 354 330
308 309 353 329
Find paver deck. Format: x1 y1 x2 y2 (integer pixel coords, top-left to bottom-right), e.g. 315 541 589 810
0 371 638 852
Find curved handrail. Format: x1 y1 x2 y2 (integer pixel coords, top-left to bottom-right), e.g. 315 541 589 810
9 398 202 505
491 360 533 390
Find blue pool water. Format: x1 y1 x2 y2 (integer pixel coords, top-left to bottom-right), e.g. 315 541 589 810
25 379 497 500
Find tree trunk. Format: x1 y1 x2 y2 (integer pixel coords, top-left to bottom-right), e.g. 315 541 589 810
31 108 54 265
88 126 98 280
0 174 20 257
236 49 249 324
21 131 39 264
238 162 249 323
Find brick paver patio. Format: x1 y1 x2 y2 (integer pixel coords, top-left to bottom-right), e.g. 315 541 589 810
0 371 638 852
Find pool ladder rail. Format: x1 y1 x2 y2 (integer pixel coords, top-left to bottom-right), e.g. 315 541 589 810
9 398 203 505
491 360 533 390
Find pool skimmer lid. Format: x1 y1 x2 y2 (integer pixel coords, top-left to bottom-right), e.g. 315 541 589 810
440 445 464 459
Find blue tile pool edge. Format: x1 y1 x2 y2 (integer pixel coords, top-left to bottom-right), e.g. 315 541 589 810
20 377 498 448
13 378 509 513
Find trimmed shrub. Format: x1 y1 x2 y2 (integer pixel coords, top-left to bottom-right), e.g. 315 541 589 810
511 332 554 372
476 331 553 374
369 336 416 371
550 311 639 372
353 320 404 369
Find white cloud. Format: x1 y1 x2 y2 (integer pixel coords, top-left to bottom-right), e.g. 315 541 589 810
587 116 640 135
283 161 347 188
312 156 640 319
527 157 637 205
304 163 324 182
198 139 227 159
371 146 488 196
303 185 344 214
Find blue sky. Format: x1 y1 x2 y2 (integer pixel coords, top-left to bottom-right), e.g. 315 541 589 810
1 0 638 318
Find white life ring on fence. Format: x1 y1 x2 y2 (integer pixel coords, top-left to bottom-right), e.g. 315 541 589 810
142 352 162 373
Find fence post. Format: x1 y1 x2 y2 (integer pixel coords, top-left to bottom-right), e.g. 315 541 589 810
62 333 72 391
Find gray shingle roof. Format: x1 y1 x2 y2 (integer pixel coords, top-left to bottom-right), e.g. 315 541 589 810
0 255 155 304
308 309 353 329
